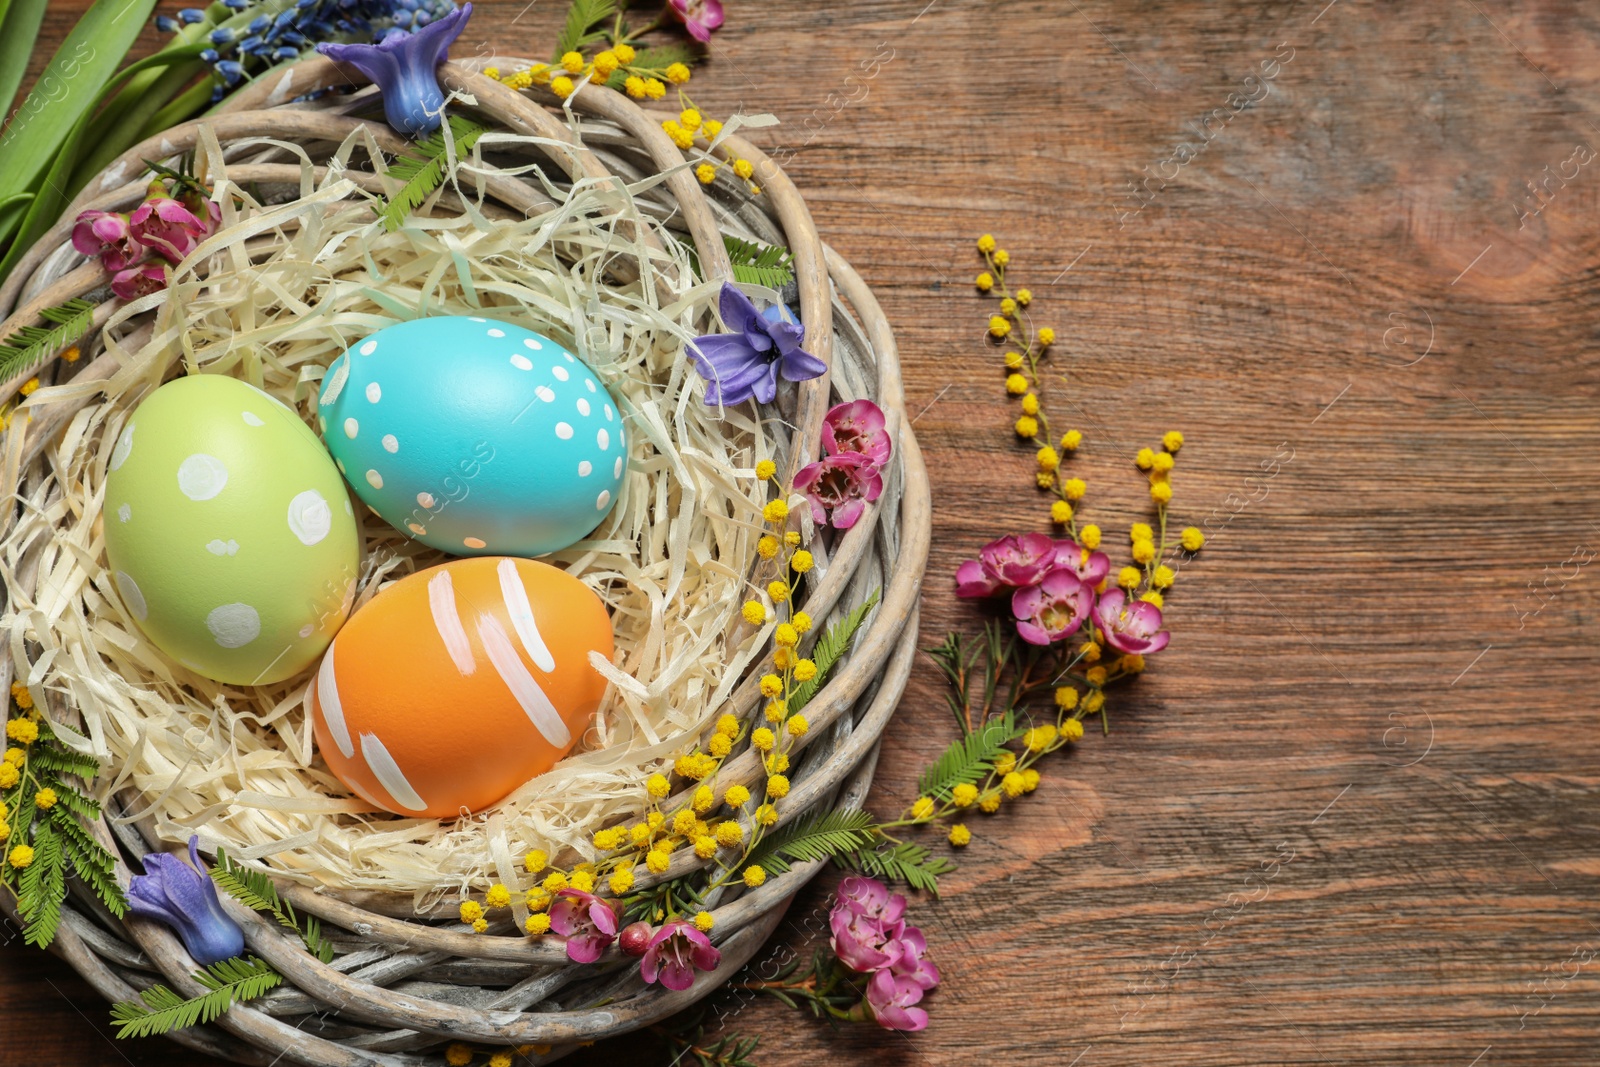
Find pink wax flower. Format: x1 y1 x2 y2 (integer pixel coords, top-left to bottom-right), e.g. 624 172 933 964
548 889 618 964
865 968 933 1032
129 188 219 264
668 0 724 42
71 211 141 272
1053 538 1111 588
111 263 169 302
821 399 891 466
954 532 1057 597
886 924 941 991
794 451 882 530
829 876 908 974
639 919 722 991
1011 568 1092 646
1092 589 1171 654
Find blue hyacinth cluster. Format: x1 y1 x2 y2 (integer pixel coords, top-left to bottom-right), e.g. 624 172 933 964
155 0 457 100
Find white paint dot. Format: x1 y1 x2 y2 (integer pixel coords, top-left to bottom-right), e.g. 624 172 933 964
298 623 315 639
416 491 435 508
511 354 533 371
536 385 556 403
523 338 542 351
344 498 352 515
552 365 570 382
177 454 228 500
555 422 573 440
408 522 426 535
205 539 240 556
287 489 332 545
564 353 575 362
366 382 382 403
359 339 377 356
115 571 147 621
335 458 346 474
117 503 131 523
585 379 596 393
595 490 611 511
469 316 486 323
614 456 624 479
110 422 135 470
487 328 505 338
578 460 592 477
604 404 614 421
242 411 264 426
597 428 610 451
577 398 591 417
206 602 260 648
463 536 487 549
366 469 383 489
344 417 359 439
382 434 399 453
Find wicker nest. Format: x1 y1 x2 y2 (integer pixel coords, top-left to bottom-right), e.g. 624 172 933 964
0 56 929 1065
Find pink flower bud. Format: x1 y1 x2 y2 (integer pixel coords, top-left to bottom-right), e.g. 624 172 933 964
618 921 653 958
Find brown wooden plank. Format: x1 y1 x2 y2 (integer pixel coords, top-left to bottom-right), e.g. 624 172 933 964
5 1 1600 1064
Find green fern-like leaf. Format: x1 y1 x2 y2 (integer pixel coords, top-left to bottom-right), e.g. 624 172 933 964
109 956 280 1039
44 782 100 821
553 0 616 59
789 591 879 710
213 848 330 959
0 297 94 385
746 808 876 876
916 709 1017 799
379 116 490 232
17 823 67 948
839 840 956 896
723 236 796 288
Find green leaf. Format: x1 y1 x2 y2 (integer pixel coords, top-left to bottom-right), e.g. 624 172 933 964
723 236 795 288
379 115 490 232
0 0 50 123
553 0 617 61
17 823 67 947
109 956 280 1039
916 709 1016 798
746 808 876 876
212 847 330 959
838 839 955 896
789 591 879 710
0 298 95 387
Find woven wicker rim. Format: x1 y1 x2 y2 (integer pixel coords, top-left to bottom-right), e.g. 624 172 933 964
0 58 931 1064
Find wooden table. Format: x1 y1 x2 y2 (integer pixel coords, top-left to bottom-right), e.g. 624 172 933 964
6 0 1600 1063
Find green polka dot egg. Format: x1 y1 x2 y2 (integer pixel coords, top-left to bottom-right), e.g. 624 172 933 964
102 375 361 686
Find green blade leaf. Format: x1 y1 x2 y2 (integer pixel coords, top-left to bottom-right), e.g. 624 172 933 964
0 0 50 123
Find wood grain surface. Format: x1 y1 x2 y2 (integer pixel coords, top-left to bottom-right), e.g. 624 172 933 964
6 0 1600 1064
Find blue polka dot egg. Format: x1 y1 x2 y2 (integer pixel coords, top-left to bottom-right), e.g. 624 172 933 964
318 316 625 557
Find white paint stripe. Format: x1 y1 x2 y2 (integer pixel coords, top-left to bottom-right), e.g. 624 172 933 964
315 643 354 759
360 732 428 812
428 570 476 675
497 559 556 673
477 613 570 747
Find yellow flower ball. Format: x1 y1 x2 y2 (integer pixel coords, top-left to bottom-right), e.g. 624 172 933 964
1020 393 1040 416
1015 415 1039 438
979 792 1002 813
670 126 695 149
767 580 790 603
792 610 812 633
559 50 585 73
1153 565 1175 589
1005 373 1028 395
1120 654 1147 674
523 849 548 874
1054 686 1079 710
977 233 996 253
1086 666 1108 686
1181 527 1205 552
1080 640 1102 662
767 774 790 798
994 752 1016 775
61 346 81 363
1151 481 1173 504
989 316 1011 339
755 803 779 826
743 864 767 887
1132 540 1155 564
695 911 715 932
1135 447 1155 470
18 378 36 396
1017 288 1032 306
1163 430 1184 452
724 784 751 807
757 535 780 560
733 158 754 180
5 718 37 744
717 714 741 738
769 647 790 671
644 77 666 99
489 1053 512 1067
525 887 552 911
759 674 784 698
593 51 620 77
754 459 778 481
543 871 569 892
766 752 789 774
1023 725 1057 752
911 796 935 819
679 108 702 129
1036 446 1060 472
1064 477 1086 501
763 498 789 524
993 249 1010 267
976 272 994 292
1084 690 1105 713
485 884 512 908
784 530 802 547
1000 297 1017 316
1152 452 1175 473
792 659 817 682
715 821 744 847
608 868 634 895
569 870 596 893
952 783 979 807
614 42 636 63
550 75 576 97
1001 771 1027 798
764 699 787 722
693 785 715 813
1022 769 1041 793
1038 327 1055 345
1062 718 1085 741
751 727 775 752
786 714 808 738
693 835 718 858
742 600 768 626
790 550 814 573
949 824 972 847
696 163 717 184
644 849 669 873
708 733 733 758
1004 351 1024 370
1061 429 1082 451
459 900 484 924
1141 591 1165 608
666 62 692 83
647 773 671 798
446 1043 473 1066
1117 566 1141 589
1050 500 1073 525
672 809 697 836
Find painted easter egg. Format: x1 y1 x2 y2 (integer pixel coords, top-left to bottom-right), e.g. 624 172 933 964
103 375 361 686
307 557 613 817
317 317 627 558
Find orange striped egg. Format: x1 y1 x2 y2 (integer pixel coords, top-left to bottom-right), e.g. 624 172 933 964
307 557 613 817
